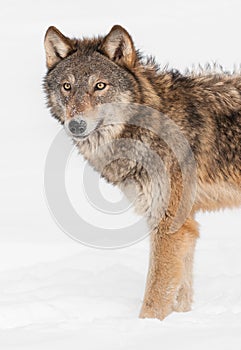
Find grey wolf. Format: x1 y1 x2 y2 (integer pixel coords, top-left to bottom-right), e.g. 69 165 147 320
43 25 241 320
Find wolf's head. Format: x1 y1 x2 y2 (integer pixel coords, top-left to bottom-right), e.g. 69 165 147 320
43 25 148 139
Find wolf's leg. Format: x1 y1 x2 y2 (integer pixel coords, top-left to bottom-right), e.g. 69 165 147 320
173 229 197 313
139 218 198 320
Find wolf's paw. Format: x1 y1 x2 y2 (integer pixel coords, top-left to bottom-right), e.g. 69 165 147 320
139 302 172 320
173 285 192 313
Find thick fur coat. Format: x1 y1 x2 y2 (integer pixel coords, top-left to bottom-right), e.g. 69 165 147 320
44 25 241 320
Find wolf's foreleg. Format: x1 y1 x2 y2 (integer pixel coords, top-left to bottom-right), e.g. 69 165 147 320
139 218 198 320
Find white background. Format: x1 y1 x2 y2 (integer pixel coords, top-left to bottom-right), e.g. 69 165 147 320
0 0 240 349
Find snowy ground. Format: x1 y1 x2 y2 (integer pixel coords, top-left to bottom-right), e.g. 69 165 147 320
0 223 241 349
0 0 241 349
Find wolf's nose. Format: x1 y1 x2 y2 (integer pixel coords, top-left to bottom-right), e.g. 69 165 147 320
68 119 87 135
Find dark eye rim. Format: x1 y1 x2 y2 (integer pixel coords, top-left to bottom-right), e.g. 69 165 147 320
95 82 107 91
63 82 72 91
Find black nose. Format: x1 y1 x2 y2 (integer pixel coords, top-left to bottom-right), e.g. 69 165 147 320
68 119 87 135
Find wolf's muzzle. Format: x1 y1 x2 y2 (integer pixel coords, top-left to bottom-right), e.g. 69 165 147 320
67 119 87 136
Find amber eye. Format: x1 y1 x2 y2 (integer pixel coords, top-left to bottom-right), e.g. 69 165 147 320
95 82 107 90
63 82 71 91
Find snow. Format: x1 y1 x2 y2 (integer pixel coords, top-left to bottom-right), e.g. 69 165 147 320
0 0 241 348
1 233 241 349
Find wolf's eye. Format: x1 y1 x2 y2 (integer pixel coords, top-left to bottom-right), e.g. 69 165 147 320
63 82 71 91
95 82 106 91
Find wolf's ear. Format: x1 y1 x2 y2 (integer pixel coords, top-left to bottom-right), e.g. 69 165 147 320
44 26 75 69
100 25 136 67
